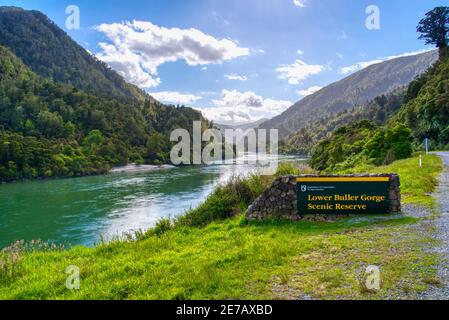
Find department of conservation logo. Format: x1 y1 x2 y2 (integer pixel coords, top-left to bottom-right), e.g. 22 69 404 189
301 185 307 192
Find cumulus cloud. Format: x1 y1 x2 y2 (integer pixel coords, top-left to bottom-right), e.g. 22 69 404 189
276 59 324 85
339 49 430 75
224 74 248 81
95 21 250 88
297 86 323 97
198 90 292 125
149 91 202 105
293 0 306 8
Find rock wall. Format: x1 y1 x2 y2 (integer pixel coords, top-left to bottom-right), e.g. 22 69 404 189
246 174 401 221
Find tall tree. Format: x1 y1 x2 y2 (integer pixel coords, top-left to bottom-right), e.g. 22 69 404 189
417 7 449 50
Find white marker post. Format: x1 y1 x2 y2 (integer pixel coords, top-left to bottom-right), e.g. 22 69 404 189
419 154 423 168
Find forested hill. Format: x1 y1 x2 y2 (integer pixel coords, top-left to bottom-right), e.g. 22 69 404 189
309 49 449 172
390 47 449 147
280 88 406 155
0 6 213 182
0 6 146 102
261 50 438 138
0 43 207 182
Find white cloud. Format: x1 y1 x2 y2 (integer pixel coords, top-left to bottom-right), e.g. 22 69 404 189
293 0 306 8
200 91 217 96
224 73 248 81
297 49 304 55
149 91 202 105
198 90 292 125
339 49 430 75
297 86 323 97
276 59 324 85
95 20 250 88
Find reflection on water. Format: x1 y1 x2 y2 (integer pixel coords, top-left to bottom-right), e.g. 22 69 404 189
0 156 303 248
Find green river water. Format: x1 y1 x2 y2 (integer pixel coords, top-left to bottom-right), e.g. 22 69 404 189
0 157 302 248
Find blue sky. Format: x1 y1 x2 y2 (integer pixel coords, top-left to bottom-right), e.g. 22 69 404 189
2 0 447 124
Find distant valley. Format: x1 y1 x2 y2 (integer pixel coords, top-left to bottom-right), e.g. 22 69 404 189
261 50 438 138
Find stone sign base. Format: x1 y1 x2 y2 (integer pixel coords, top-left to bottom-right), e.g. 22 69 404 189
246 174 401 222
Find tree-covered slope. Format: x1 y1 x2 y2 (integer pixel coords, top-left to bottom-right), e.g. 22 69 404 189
0 45 207 182
280 88 406 155
390 48 449 149
0 6 213 182
0 6 146 102
308 48 449 172
261 50 438 138
309 120 413 172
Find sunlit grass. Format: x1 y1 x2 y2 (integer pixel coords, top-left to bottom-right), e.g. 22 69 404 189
0 154 443 300
0 214 437 300
336 154 442 208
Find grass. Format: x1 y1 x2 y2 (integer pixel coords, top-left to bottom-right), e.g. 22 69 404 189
337 154 442 208
0 154 443 300
275 161 316 176
175 175 271 227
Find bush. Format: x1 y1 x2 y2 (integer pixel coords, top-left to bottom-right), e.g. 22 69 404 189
0 251 21 284
0 240 64 284
176 176 265 227
244 174 267 197
152 218 173 237
310 121 413 172
276 162 315 176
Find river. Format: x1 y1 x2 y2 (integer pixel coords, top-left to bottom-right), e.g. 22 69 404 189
0 156 303 249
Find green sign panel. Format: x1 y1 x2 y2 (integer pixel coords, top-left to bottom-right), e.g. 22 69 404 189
297 177 390 214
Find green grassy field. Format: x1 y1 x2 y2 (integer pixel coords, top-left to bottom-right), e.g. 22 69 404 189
0 154 443 300
337 153 442 207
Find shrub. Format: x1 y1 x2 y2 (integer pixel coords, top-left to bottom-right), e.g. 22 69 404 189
310 120 413 172
153 218 173 237
0 240 64 284
276 162 315 176
244 174 267 197
176 176 262 227
0 245 22 284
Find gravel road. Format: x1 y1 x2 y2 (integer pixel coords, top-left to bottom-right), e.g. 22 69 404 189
420 152 449 300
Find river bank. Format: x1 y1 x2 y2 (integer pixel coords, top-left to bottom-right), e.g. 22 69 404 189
0 156 303 248
0 154 443 299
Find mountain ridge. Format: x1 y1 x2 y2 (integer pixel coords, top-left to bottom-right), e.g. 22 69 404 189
0 7 210 182
308 48 449 172
261 50 438 138
0 6 148 103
